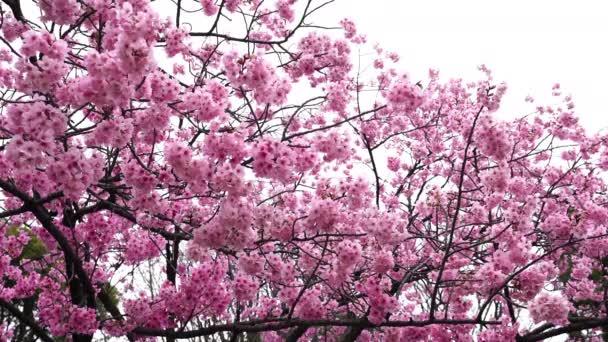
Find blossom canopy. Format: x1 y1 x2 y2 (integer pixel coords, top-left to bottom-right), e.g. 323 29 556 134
0 0 607 341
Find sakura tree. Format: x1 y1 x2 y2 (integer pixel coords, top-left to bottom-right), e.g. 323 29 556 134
0 0 608 341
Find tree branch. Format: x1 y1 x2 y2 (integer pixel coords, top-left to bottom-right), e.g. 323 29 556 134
0 298 54 342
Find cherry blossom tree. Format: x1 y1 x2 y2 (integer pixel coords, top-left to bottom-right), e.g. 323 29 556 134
1 0 608 341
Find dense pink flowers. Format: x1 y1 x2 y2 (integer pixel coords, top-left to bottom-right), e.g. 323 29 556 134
372 250 394 274
289 32 352 84
200 0 219 16
39 0 81 25
225 0 241 12
117 35 153 75
385 76 425 111
1 14 28 42
528 292 572 325
47 151 104 200
313 131 352 162
224 51 293 104
15 31 68 93
163 24 190 57
181 79 229 122
86 115 134 148
277 0 295 21
357 277 398 324
252 138 297 182
0 0 606 341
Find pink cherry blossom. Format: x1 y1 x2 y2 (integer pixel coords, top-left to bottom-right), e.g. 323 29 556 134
0 1 605 341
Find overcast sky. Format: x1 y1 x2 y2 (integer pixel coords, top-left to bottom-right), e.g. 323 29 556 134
317 0 608 131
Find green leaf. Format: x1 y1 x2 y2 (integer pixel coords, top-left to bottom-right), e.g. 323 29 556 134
590 269 604 282
5 226 48 261
246 332 262 342
97 283 121 318
20 236 48 260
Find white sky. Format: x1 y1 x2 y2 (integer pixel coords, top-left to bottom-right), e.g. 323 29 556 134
317 0 608 131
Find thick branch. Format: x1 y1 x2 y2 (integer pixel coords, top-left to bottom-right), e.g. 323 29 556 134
0 299 54 342
0 180 128 329
517 318 608 342
1 0 25 22
134 318 499 339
